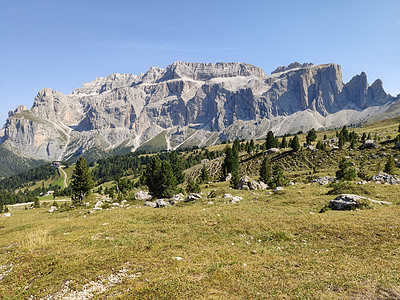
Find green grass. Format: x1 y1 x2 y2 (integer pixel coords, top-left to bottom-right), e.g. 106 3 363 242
2 116 400 298
1 181 400 299
136 131 168 153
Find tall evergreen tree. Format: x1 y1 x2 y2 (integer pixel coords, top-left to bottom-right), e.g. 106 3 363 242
269 164 287 188
0 196 3 213
265 131 279 149
259 156 272 184
159 160 177 198
336 157 356 181
249 139 255 153
384 155 396 175
71 157 94 203
280 136 288 148
306 128 317 144
221 145 239 187
169 151 185 184
361 132 367 141
200 165 209 183
291 135 300 152
338 135 345 149
232 139 241 156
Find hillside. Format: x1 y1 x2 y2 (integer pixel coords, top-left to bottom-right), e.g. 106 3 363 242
1 117 400 298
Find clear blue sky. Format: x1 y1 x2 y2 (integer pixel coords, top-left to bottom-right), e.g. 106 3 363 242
1 0 399 125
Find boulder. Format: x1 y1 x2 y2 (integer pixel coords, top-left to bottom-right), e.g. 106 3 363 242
144 201 157 208
135 191 152 200
273 187 284 192
93 201 103 210
238 176 267 190
223 193 243 203
225 173 232 181
312 176 335 185
155 199 170 208
360 139 377 149
329 194 392 210
1 213 12 217
48 206 58 213
186 193 202 201
371 173 400 184
266 148 280 154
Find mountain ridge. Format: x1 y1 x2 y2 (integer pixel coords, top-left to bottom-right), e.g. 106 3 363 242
1 61 399 162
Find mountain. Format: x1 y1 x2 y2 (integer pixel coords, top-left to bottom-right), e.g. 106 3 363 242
1 61 399 162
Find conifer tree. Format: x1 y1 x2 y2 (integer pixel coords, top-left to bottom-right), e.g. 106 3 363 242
265 131 279 149
259 156 272 184
384 155 396 175
316 140 324 150
306 128 317 144
34 197 40 208
159 160 177 198
200 165 209 183
169 151 184 184
186 177 200 193
291 135 300 151
0 196 3 213
249 139 255 153
269 164 287 188
336 157 356 181
222 144 240 187
71 156 94 203
280 136 288 148
338 135 345 149
361 132 367 141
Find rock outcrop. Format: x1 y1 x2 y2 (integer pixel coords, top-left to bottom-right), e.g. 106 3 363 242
1 61 398 161
329 194 392 210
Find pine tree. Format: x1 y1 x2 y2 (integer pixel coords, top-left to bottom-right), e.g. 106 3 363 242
259 156 272 184
169 151 184 184
71 156 94 203
323 134 327 140
232 139 241 155
0 196 3 213
265 131 278 149
222 144 240 187
200 165 209 183
280 136 288 148
269 164 287 188
316 140 324 150
34 197 40 208
336 157 356 181
159 160 177 198
306 128 317 144
249 139 255 153
291 135 300 152
186 178 201 193
361 132 367 141
384 155 396 175
338 135 345 149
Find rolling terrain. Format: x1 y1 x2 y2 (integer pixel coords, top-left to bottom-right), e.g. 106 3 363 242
1 117 400 298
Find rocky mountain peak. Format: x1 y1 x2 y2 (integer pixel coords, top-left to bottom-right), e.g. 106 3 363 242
8 104 28 118
271 62 315 74
1 61 398 162
160 61 266 81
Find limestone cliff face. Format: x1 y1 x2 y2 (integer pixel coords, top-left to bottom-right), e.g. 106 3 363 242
1 61 397 161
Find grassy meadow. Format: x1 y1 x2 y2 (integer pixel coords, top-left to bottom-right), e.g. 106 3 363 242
1 180 400 299
2 118 400 299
